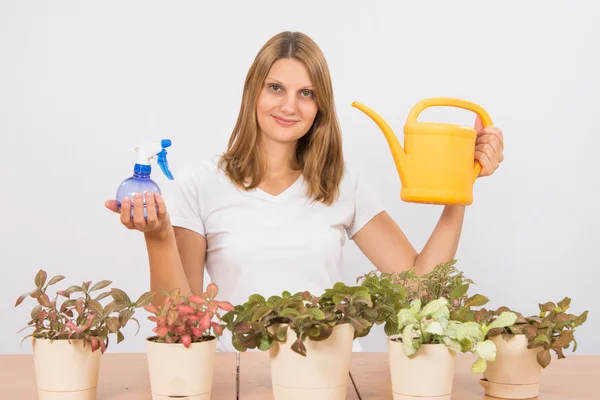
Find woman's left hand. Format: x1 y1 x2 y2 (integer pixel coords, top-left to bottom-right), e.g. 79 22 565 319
474 116 504 177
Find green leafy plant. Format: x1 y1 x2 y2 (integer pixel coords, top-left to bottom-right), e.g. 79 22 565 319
15 269 153 353
356 270 408 336
145 284 234 348
358 260 489 323
393 297 517 373
477 297 589 368
224 282 380 357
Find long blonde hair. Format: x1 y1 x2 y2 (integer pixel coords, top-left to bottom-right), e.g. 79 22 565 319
219 31 344 205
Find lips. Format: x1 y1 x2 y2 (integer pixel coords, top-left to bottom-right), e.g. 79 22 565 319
273 116 300 127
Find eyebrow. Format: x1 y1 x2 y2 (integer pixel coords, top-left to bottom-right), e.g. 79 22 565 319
266 78 314 89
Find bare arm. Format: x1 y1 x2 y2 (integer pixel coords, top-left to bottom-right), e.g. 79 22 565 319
173 227 206 295
106 192 205 305
353 122 504 276
352 207 464 276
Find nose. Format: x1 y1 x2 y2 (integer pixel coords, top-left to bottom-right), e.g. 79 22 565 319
279 93 297 115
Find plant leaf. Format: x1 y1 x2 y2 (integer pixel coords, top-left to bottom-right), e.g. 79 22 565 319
206 283 218 298
111 289 131 304
252 307 272 321
449 284 469 301
87 300 103 316
134 292 155 307
539 302 556 312
35 270 47 288
106 317 120 333
573 311 588 327
15 293 29 307
276 325 288 341
117 331 125 344
476 340 497 361
47 275 65 286
291 337 307 357
424 321 444 335
537 349 551 368
30 305 43 320
119 309 134 327
249 294 265 304
65 285 84 296
465 294 489 308
471 357 487 374
90 280 112 292
488 312 518 330
280 308 300 318
303 308 325 320
94 292 112 301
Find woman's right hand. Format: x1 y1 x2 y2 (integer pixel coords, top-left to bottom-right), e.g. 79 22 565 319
105 192 172 240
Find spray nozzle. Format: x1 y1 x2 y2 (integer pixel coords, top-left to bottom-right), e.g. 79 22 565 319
133 139 175 180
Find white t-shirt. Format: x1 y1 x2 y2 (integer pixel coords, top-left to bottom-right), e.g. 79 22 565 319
164 156 384 352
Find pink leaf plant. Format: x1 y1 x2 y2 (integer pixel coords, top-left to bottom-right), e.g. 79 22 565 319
145 283 234 348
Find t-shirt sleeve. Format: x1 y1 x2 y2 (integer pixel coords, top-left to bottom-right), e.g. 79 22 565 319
163 166 206 236
345 171 385 239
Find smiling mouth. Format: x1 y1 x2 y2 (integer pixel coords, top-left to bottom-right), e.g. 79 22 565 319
273 116 300 127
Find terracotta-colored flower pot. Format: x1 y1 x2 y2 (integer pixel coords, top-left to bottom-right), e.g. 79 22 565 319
480 334 543 399
33 338 102 400
146 337 217 400
388 339 456 400
268 323 355 400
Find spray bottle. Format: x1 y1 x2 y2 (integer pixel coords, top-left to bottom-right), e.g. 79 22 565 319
115 139 174 217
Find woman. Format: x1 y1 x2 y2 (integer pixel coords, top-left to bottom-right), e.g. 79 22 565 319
105 31 504 351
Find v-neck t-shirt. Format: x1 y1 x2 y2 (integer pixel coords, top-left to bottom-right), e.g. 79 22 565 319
164 156 385 351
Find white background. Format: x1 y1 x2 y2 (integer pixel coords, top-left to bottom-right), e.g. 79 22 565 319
1 1 597 357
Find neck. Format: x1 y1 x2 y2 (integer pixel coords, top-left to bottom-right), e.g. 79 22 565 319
260 136 299 177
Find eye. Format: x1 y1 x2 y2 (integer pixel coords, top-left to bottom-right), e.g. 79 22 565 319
301 90 314 98
268 84 282 92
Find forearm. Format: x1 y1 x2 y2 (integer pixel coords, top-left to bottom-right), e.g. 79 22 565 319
144 226 192 305
414 205 465 275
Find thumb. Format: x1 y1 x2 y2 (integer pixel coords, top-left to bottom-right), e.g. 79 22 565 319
474 115 484 134
104 200 120 213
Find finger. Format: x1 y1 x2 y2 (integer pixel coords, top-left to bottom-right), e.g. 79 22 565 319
119 197 134 228
155 192 167 219
476 135 504 162
475 151 493 176
478 127 504 148
475 147 499 176
132 193 147 229
105 200 120 213
145 192 158 228
474 115 484 133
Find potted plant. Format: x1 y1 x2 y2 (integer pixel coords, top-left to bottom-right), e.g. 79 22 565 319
379 294 516 400
143 284 233 400
15 269 152 400
224 283 378 400
477 297 589 399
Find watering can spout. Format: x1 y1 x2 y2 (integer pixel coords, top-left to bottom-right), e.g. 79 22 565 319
351 101 408 184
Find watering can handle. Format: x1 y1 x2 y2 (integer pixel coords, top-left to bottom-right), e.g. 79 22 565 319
406 98 494 181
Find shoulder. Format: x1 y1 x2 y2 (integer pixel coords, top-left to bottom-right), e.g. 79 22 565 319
173 155 225 184
338 161 362 192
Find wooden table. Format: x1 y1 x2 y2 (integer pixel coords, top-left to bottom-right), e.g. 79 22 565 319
1 352 596 399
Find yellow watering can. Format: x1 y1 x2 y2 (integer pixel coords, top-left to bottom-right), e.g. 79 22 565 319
352 98 494 206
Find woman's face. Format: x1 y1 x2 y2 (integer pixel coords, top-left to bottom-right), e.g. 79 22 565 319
256 58 318 146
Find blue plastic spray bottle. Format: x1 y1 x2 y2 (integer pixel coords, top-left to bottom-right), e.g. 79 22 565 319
115 139 174 216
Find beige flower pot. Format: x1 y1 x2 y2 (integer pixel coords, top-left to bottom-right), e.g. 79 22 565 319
146 337 217 400
268 323 355 400
388 339 456 400
32 337 102 400
480 334 543 399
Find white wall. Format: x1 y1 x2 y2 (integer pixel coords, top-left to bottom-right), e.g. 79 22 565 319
1 1 598 355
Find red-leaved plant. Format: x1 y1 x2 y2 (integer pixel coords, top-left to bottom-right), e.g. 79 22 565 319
144 284 234 348
15 269 153 353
